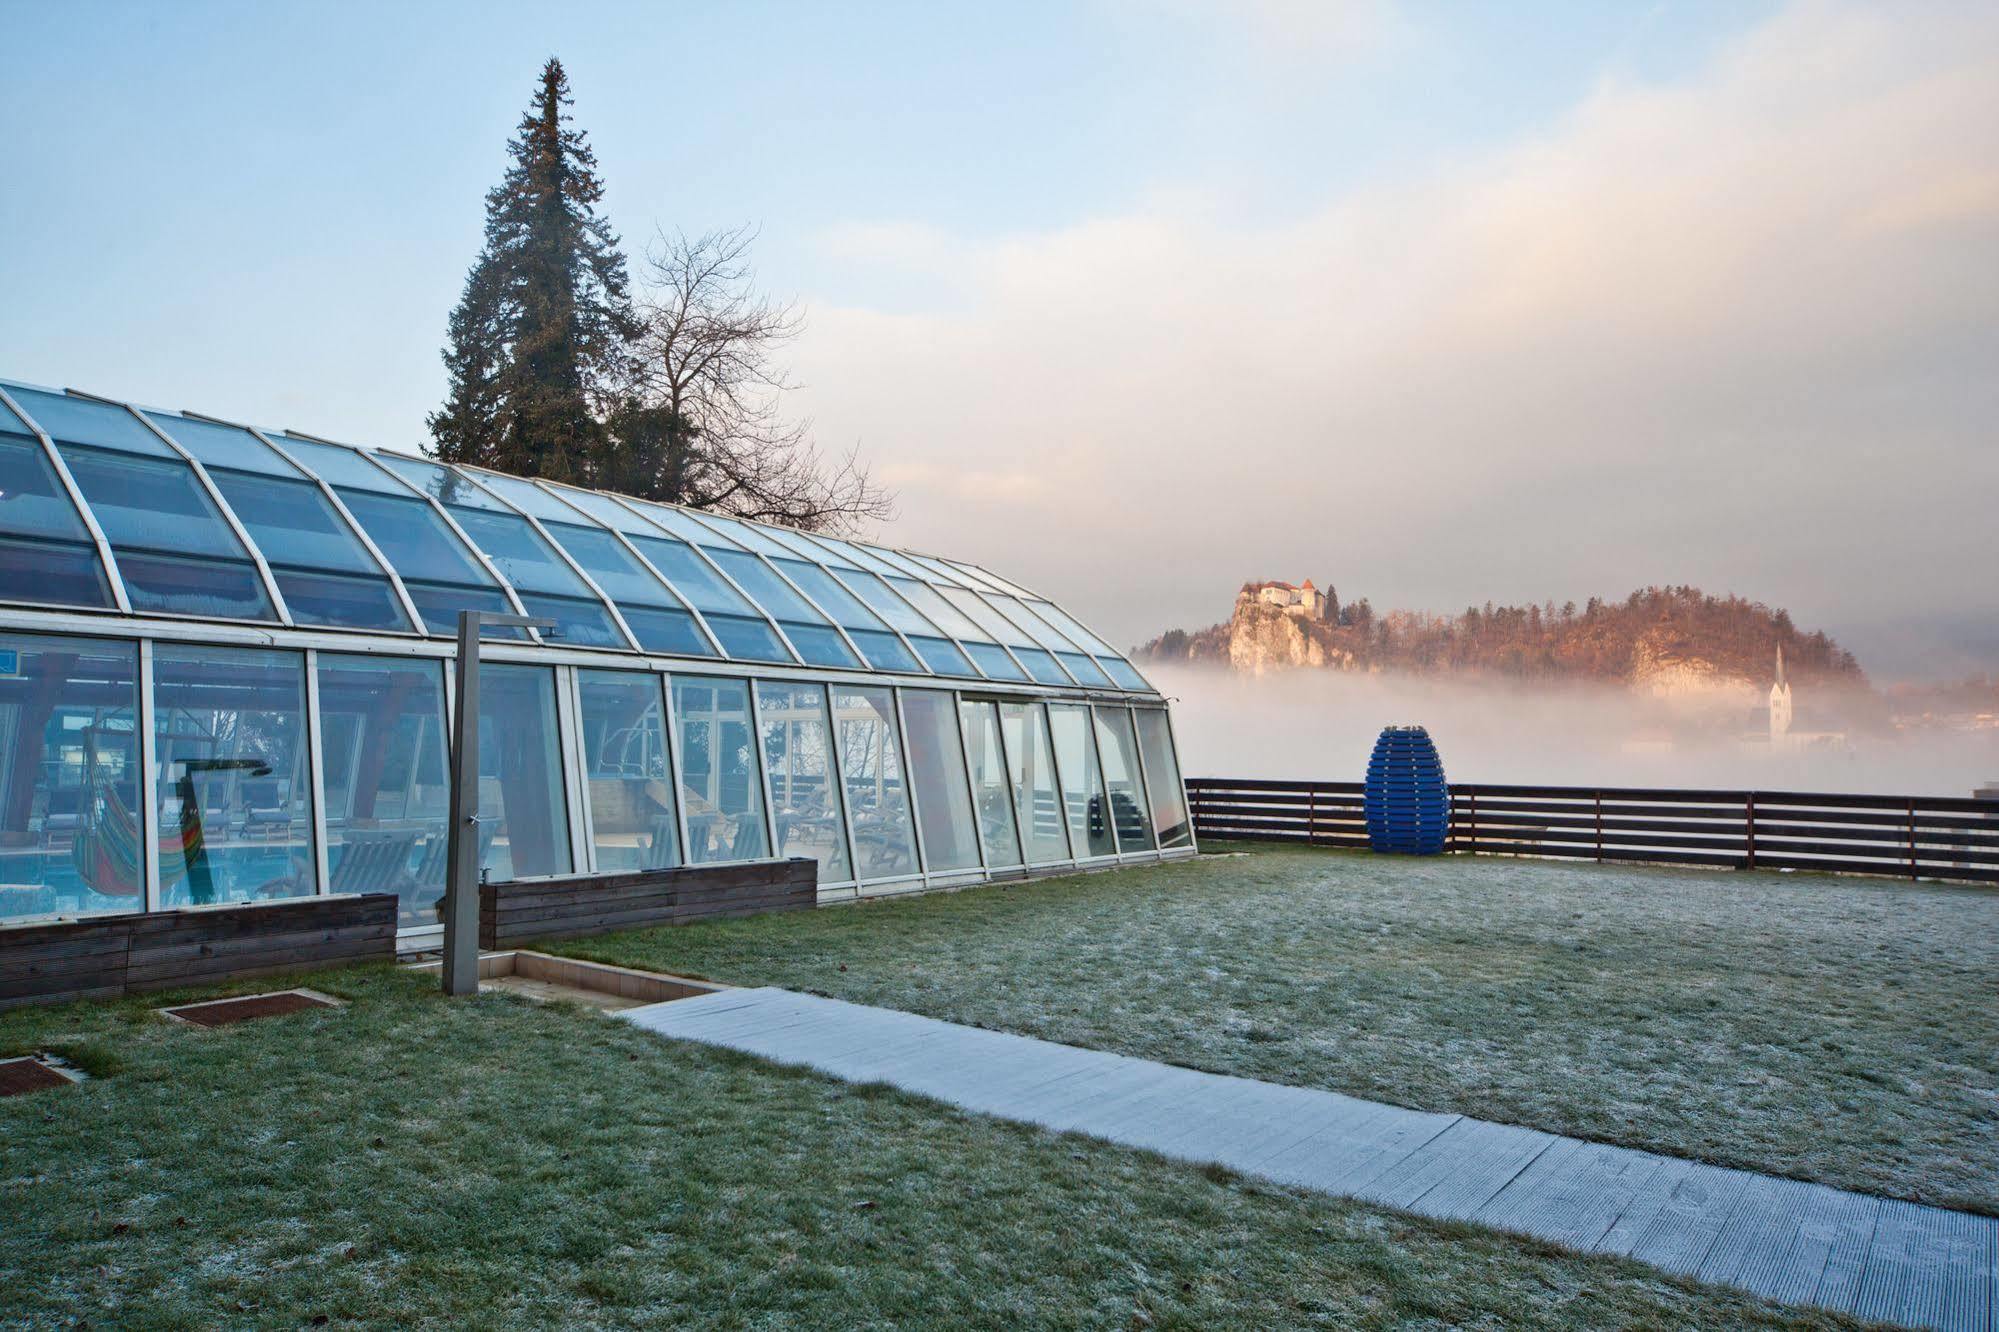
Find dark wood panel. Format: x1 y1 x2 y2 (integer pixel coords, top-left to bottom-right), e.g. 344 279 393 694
0 894 397 1010
481 859 816 948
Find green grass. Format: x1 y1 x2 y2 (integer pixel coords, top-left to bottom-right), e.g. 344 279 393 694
0 966 1857 1329
558 844 1999 1215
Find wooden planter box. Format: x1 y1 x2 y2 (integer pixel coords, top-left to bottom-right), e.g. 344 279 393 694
480 859 816 950
0 893 398 1011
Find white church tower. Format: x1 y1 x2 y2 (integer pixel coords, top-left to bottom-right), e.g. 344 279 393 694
1769 645 1793 741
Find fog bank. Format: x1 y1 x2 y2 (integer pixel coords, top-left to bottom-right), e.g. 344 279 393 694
1150 664 1999 798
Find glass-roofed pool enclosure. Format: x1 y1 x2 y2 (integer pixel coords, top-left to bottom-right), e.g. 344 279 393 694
0 378 1193 938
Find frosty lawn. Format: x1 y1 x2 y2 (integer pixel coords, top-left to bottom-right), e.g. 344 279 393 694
0 965 1850 1329
562 844 1999 1216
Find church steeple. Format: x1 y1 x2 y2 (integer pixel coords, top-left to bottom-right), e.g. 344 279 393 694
1769 645 1793 740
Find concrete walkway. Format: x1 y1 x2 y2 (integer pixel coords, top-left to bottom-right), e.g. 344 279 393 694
622 987 1996 1331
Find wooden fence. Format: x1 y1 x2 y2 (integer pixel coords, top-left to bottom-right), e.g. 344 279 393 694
1186 778 1999 885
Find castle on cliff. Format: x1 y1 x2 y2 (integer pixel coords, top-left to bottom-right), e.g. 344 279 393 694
1242 579 1333 620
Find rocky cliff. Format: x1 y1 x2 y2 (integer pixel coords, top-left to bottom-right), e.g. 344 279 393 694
1140 583 1864 694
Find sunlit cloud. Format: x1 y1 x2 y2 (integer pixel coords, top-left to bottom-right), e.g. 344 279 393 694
792 1 1999 676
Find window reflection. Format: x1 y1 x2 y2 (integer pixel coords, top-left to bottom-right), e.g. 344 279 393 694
580 671 677 872
833 686 918 880
900 690 979 872
477 664 571 880
672 676 769 864
1134 709 1193 849
960 700 1022 868
757 681 851 882
154 645 315 907
316 655 450 926
1049 703 1115 858
0 635 139 920
1092 706 1155 852
1001 701 1072 864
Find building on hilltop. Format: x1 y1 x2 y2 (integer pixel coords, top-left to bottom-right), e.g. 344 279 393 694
1243 579 1332 620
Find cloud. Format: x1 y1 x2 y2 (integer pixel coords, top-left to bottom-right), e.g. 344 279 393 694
790 1 1999 674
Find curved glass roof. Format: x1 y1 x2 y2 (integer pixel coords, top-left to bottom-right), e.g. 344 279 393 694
0 379 1153 694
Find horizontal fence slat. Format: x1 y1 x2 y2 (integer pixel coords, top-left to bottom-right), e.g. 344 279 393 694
1190 777 1999 887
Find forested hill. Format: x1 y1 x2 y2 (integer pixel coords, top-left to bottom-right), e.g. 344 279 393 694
1138 584 1866 687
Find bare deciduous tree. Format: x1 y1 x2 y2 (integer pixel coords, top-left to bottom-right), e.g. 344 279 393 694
605 225 892 532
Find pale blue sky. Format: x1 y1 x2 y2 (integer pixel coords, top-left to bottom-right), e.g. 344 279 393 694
6 1 1995 679
1 0 1763 432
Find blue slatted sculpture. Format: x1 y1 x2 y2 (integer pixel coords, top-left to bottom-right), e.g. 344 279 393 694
1364 725 1450 855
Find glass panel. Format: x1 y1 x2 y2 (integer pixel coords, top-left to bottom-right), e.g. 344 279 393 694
846 629 924 674
620 606 715 657
1012 648 1072 686
447 506 592 596
939 586 1032 646
1001 702 1072 864
1057 652 1115 688
315 655 450 928
703 549 825 622
579 670 677 872
279 437 405 491
334 488 496 586
0 634 140 919
899 690 979 872
272 569 408 632
989 595 1084 655
470 470 587 522
684 511 797 558
1030 600 1119 656
1093 706 1155 851
402 582 526 639
1049 703 1115 857
833 686 918 880
0 536 111 609
544 522 681 606
1134 709 1192 849
154 645 315 908
7 387 173 456
829 568 946 635
886 577 987 639
56 444 255 560
143 413 302 476
477 664 571 880
702 613 793 662
908 635 978 677
907 553 976 587
672 676 769 864
539 485 644 532
761 526 858 566
516 593 628 649
0 433 96 540
115 553 274 621
964 643 1029 682
206 470 381 574
959 700 1022 868
828 540 914 578
948 561 1031 597
1098 657 1153 692
770 558 885 629
777 622 861 669
628 536 755 614
372 453 510 509
631 501 743 548
865 546 942 581
757 681 851 882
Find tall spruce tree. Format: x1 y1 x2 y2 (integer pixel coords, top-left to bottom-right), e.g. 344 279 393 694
429 58 632 482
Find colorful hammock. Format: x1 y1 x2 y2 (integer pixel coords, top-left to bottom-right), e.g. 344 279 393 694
70 739 199 901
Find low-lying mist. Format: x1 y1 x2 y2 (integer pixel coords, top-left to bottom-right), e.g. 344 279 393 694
1148 664 1999 798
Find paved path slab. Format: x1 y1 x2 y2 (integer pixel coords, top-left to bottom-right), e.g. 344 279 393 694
623 987 1997 1331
